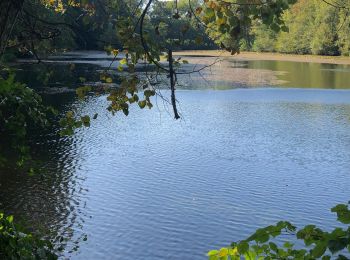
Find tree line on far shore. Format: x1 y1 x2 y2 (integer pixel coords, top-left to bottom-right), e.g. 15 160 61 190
2 0 350 63
245 0 350 56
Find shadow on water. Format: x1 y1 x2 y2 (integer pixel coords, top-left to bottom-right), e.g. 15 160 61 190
14 63 101 91
0 90 87 255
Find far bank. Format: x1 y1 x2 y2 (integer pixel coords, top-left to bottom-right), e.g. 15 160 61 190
174 50 350 66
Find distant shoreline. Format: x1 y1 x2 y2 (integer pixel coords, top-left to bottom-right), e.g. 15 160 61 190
174 50 350 65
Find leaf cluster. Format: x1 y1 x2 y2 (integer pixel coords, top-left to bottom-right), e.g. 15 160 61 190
0 213 57 259
0 70 56 169
198 0 296 54
208 202 350 260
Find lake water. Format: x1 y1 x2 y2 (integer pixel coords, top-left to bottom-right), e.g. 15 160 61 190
1 52 350 259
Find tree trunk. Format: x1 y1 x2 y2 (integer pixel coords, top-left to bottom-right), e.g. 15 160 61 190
168 49 180 119
0 0 24 56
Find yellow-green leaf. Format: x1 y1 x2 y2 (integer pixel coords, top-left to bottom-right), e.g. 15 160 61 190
106 77 113 83
138 100 147 109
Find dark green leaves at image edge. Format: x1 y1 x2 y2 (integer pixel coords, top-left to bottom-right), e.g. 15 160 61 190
0 72 56 170
0 213 57 259
208 202 350 260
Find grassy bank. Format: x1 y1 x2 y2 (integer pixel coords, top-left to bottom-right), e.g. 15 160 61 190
174 50 350 65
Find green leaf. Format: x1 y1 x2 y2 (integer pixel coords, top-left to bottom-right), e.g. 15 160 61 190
218 248 228 257
81 115 90 127
269 242 278 252
328 238 348 253
138 100 147 109
144 90 155 98
283 242 293 249
331 204 350 224
106 77 113 83
207 250 219 256
120 58 128 65
205 8 215 18
66 111 74 118
237 241 249 254
74 121 83 128
244 250 257 259
122 108 129 116
312 242 327 258
76 86 92 99
6 215 13 223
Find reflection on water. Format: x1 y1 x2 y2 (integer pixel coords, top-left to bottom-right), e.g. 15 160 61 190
243 59 350 89
0 110 87 253
15 63 101 91
66 89 350 259
13 51 350 90
1 52 350 259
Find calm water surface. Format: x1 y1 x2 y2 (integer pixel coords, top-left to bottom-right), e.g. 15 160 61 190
1 52 350 259
245 59 350 89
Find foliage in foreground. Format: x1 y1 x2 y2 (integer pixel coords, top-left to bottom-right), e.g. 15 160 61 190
197 0 296 55
208 202 350 260
0 70 56 170
0 213 57 259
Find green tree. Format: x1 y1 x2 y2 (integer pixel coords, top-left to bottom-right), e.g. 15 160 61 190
150 0 215 50
275 0 316 54
337 6 350 56
310 1 340 55
251 22 277 52
253 0 350 56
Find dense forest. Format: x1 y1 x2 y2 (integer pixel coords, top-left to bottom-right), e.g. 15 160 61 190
1 0 215 63
249 0 350 56
2 0 350 62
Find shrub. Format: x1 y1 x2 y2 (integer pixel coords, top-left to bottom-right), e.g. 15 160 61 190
0 212 57 259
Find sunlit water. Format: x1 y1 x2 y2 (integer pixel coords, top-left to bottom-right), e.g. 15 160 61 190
1 52 350 259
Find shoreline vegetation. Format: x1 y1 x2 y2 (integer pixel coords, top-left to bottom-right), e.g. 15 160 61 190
174 50 350 65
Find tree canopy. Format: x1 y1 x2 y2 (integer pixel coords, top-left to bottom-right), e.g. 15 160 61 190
250 0 350 56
